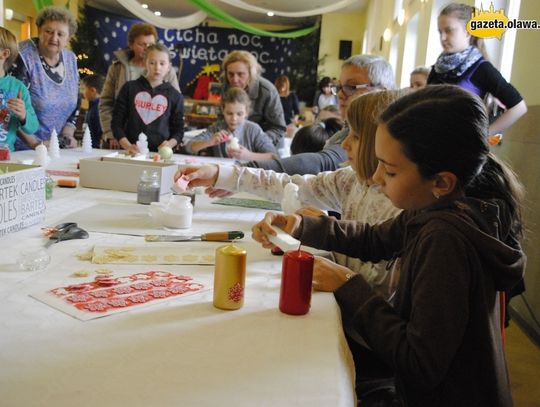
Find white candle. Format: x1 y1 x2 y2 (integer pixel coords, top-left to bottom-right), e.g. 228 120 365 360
33 143 50 166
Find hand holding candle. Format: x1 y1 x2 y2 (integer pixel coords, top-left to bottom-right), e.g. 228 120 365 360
251 212 303 249
174 165 219 189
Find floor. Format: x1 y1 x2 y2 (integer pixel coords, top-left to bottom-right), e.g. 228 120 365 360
506 323 540 406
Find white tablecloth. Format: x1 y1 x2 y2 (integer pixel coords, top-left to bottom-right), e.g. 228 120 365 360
0 149 355 407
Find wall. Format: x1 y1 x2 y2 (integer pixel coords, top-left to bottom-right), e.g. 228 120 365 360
2 0 39 40
497 0 540 343
317 11 365 79
2 0 79 40
363 0 465 87
361 0 540 342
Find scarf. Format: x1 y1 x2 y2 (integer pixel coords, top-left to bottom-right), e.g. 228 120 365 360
434 46 483 79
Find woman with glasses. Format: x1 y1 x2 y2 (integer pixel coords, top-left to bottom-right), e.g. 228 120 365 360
235 55 395 177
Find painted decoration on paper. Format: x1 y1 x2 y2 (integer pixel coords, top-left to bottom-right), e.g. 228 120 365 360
31 271 207 321
86 6 317 93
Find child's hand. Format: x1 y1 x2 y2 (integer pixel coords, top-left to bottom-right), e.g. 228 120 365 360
211 131 232 146
175 164 219 188
7 91 26 123
126 144 139 156
312 256 352 292
251 212 302 249
227 145 250 159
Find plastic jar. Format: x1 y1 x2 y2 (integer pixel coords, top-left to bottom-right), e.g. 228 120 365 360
137 170 160 204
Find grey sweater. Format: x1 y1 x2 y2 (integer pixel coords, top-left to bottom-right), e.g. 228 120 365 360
222 77 286 146
294 198 524 406
183 119 275 157
245 128 348 175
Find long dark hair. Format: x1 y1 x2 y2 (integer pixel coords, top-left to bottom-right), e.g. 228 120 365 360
379 85 523 238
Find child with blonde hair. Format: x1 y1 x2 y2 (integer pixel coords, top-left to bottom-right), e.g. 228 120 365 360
111 43 183 155
0 27 38 151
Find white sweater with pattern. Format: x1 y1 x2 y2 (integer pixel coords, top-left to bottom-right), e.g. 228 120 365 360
215 165 401 297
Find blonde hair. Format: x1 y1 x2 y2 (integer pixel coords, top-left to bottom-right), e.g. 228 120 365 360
275 75 290 96
0 27 18 71
144 43 171 61
439 3 489 60
346 90 408 181
222 50 261 87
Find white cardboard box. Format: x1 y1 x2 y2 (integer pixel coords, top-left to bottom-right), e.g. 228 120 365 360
0 163 46 237
79 156 177 194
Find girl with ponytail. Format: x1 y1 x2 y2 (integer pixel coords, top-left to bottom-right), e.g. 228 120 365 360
428 2 527 135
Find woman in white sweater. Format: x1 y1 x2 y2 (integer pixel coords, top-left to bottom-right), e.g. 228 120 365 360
177 90 404 297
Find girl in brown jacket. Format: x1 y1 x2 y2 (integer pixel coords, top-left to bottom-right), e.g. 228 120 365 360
253 85 525 406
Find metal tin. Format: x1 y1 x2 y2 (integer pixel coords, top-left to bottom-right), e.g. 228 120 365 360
213 243 247 310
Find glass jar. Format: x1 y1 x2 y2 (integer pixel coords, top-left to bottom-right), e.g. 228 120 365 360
45 175 55 200
137 170 160 204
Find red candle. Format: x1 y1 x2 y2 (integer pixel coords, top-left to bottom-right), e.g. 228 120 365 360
0 145 10 161
279 250 314 315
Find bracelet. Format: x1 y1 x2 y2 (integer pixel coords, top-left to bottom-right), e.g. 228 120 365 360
345 273 354 281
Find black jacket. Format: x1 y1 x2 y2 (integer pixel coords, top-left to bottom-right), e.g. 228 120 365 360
112 76 184 151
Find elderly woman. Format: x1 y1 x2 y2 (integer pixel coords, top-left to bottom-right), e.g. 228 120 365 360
10 6 79 150
222 50 286 146
99 22 179 149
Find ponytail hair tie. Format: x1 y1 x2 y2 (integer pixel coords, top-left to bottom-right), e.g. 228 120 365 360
319 121 326 129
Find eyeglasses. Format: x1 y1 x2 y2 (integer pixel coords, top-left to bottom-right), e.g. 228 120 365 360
331 83 372 96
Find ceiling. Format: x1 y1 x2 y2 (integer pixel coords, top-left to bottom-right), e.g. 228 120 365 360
87 0 367 27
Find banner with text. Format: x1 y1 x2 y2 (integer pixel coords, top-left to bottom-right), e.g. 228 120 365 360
88 7 318 97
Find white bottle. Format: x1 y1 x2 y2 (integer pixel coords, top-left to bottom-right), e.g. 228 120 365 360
281 182 301 215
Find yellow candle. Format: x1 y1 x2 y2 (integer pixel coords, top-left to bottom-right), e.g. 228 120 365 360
213 243 247 310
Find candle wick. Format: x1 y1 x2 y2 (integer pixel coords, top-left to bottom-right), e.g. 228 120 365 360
297 242 302 252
